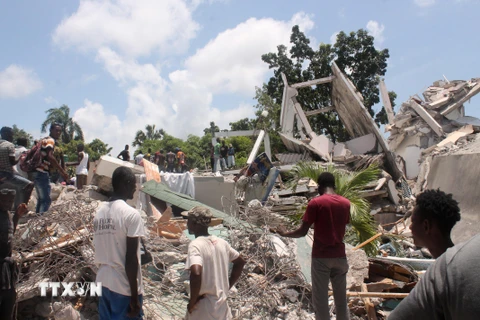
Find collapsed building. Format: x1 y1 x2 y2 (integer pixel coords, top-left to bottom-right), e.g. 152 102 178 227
12 64 480 319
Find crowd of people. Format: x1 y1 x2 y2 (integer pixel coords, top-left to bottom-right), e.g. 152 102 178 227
120 145 189 173
1 123 480 320
211 138 235 172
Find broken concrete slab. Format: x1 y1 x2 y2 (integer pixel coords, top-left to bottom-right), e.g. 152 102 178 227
426 152 480 243
91 155 144 194
436 125 474 149
345 134 377 155
331 63 402 181
409 100 444 137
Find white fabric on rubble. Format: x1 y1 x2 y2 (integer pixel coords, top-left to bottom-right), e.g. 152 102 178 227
161 172 195 198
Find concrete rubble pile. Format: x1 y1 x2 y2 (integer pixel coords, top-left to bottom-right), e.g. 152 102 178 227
387 77 480 180
14 185 103 320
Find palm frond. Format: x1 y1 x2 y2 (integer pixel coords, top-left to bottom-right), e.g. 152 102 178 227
288 161 380 256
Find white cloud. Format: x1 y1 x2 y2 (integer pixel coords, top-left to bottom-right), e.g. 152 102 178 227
366 20 385 46
52 0 199 57
330 32 339 45
54 2 311 155
413 0 436 7
173 12 315 96
81 74 98 84
44 96 59 105
0 65 42 98
73 99 124 151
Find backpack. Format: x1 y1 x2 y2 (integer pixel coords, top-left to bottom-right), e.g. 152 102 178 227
19 140 44 172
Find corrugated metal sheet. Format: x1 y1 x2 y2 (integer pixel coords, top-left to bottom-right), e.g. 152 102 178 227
275 153 312 164
141 180 257 230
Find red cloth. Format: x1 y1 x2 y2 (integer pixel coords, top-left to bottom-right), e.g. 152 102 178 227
302 194 351 258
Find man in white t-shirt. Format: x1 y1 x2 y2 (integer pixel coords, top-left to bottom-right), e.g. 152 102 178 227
66 144 89 189
93 166 145 319
183 206 246 320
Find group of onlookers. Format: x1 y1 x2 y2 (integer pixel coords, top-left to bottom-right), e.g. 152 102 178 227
211 138 235 172
124 145 188 173
0 123 90 319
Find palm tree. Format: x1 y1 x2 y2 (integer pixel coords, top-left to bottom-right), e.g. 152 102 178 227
41 105 84 144
132 124 164 147
289 162 381 256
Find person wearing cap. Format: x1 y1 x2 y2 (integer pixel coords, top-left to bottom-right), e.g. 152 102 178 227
183 206 246 319
0 189 28 320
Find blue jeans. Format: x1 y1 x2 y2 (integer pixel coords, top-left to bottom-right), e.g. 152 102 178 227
0 171 33 210
99 287 143 320
32 171 51 214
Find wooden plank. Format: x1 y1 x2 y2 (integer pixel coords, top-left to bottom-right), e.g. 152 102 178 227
305 106 334 116
362 283 378 320
379 80 395 125
409 101 444 137
441 82 480 116
291 75 335 88
366 279 399 292
329 291 409 299
354 233 382 250
20 228 90 261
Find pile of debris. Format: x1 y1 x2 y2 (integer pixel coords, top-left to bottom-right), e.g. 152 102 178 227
387 78 480 180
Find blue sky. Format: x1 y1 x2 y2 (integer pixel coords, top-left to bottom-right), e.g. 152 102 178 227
0 0 478 154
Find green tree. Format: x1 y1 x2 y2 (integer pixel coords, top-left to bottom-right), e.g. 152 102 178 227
203 121 220 136
11 125 33 147
88 138 113 161
60 138 112 162
132 124 164 147
41 105 84 144
262 26 395 143
289 162 381 256
229 118 256 131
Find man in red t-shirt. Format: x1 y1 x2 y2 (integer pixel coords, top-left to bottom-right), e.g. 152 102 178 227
276 172 350 320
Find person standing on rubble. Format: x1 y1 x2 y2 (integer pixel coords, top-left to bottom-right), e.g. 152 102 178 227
135 151 144 165
176 147 187 173
183 206 246 320
93 166 146 320
13 137 29 179
213 138 221 172
227 144 235 168
220 140 228 170
155 149 165 172
166 150 176 172
0 127 34 210
0 189 28 320
66 144 89 189
32 124 69 214
275 172 351 320
117 145 131 162
408 189 460 258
